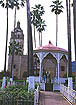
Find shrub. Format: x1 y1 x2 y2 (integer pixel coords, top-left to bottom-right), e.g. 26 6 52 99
0 85 34 102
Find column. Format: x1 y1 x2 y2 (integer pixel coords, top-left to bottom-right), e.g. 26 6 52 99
28 76 35 91
39 59 42 83
58 53 60 84
68 77 73 89
56 65 57 77
58 62 60 84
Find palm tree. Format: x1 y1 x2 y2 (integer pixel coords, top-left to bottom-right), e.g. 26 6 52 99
66 0 72 77
36 19 46 46
26 0 33 76
10 7 16 83
50 0 64 46
0 0 25 88
30 8 37 48
0 0 9 89
31 4 45 47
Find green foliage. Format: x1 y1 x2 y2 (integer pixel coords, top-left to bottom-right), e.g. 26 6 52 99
31 4 46 32
31 4 46 46
8 40 23 56
0 71 11 79
35 82 38 89
50 0 64 15
36 19 46 32
0 0 25 9
0 85 34 101
31 4 45 25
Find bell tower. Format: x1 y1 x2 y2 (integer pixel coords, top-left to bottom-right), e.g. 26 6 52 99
10 21 24 55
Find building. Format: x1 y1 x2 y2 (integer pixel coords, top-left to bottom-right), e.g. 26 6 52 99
33 41 68 83
8 21 28 79
8 22 68 85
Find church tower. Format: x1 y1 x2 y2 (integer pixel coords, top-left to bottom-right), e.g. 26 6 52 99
10 21 24 55
8 21 28 80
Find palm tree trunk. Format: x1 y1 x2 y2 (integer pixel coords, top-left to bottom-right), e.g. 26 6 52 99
10 7 16 82
34 25 36 48
41 31 42 46
66 0 72 77
2 0 8 88
26 0 33 76
73 0 76 61
14 7 16 29
56 14 58 46
39 32 40 46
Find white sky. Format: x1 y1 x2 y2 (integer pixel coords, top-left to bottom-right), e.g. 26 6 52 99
0 0 75 71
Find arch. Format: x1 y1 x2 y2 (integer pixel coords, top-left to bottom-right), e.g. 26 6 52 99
42 52 58 62
60 54 68 61
33 53 40 59
33 53 40 76
42 53 57 81
60 55 68 78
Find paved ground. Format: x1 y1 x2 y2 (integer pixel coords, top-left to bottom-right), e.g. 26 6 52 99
40 91 70 105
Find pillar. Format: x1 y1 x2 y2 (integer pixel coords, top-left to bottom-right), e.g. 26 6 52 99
56 65 57 77
58 53 60 84
39 59 42 83
58 62 60 84
68 77 73 89
28 76 35 91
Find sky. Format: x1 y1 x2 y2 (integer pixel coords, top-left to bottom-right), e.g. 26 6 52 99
0 0 75 71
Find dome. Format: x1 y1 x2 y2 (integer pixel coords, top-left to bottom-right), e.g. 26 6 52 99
34 41 68 53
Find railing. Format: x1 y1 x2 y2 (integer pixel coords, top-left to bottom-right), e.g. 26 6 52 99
7 80 25 87
60 84 76 105
34 86 40 105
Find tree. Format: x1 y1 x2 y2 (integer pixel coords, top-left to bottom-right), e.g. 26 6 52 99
30 7 37 48
9 40 23 56
0 0 9 89
66 0 72 77
31 4 45 47
50 0 64 46
26 0 34 76
36 18 46 46
0 0 25 88
73 0 76 61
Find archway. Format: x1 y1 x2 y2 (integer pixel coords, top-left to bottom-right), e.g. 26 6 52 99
60 55 68 78
42 53 57 83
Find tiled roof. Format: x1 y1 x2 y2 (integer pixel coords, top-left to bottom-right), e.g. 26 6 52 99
35 41 68 52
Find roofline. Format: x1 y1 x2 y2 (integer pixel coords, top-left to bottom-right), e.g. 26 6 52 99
33 49 68 54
